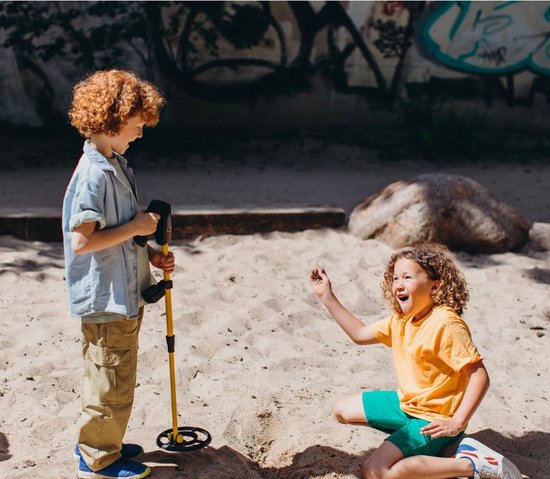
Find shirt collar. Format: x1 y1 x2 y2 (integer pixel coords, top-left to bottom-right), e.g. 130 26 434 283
113 150 129 167
83 140 114 170
83 140 129 169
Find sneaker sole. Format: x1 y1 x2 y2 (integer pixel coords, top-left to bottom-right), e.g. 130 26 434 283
74 447 144 461
502 457 522 479
77 465 151 479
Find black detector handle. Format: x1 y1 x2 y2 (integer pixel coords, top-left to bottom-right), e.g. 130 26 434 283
142 279 173 303
134 200 172 247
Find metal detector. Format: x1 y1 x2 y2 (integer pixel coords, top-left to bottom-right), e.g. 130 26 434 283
141 200 212 452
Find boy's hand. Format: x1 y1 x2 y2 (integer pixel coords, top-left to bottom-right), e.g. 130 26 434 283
149 249 175 272
420 418 464 438
133 210 160 235
310 268 333 300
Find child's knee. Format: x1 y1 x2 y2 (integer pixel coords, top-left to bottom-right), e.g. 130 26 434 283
332 398 348 423
333 393 365 424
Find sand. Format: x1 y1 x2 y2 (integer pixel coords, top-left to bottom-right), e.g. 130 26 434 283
1 141 550 224
0 154 549 478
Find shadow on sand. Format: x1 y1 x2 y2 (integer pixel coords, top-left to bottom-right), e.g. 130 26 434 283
139 429 549 478
0 432 10 462
468 429 549 479
140 443 369 479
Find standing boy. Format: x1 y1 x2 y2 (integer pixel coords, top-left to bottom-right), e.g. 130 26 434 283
63 69 172 479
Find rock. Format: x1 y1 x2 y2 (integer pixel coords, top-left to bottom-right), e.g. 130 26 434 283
527 222 550 252
348 173 530 253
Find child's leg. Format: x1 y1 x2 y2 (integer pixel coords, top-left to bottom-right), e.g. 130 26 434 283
333 393 368 425
333 391 473 477
364 440 474 479
78 316 142 470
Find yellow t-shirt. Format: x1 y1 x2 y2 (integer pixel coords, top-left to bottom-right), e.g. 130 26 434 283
371 304 482 422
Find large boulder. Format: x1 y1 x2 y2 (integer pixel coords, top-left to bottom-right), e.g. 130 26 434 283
348 173 530 253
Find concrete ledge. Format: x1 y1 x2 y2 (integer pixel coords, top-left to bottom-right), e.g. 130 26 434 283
0 207 346 242
0 208 63 242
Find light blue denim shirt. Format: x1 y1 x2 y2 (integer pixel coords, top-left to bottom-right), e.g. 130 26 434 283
62 140 153 319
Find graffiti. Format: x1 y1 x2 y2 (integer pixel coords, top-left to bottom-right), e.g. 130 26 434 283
1 1 550 126
148 2 423 105
148 1 422 104
477 46 508 66
162 1 549 106
171 2 292 100
382 1 410 17
368 18 412 59
420 1 550 75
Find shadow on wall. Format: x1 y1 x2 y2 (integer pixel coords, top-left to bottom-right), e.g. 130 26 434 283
0 431 10 462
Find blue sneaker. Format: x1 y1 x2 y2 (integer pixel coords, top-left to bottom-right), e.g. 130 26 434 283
77 455 151 479
74 444 145 461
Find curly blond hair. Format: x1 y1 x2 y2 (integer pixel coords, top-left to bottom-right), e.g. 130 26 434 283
381 242 469 315
69 69 165 138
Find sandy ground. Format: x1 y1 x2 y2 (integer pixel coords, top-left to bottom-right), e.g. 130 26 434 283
1 140 549 223
0 151 549 478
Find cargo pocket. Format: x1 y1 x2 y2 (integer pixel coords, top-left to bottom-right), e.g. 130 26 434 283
83 342 136 406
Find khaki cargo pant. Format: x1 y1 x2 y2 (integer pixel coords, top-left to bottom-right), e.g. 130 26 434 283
78 308 143 471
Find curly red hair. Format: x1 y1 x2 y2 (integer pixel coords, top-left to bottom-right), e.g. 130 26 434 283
69 69 165 138
381 242 469 315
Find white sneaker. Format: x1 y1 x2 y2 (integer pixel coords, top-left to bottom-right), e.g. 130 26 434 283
454 437 522 479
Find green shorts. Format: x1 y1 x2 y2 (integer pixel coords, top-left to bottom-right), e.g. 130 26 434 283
362 390 463 458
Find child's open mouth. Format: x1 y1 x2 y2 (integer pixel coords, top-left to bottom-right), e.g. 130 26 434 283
397 294 409 303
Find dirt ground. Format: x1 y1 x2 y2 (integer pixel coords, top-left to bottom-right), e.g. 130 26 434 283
1 134 549 225
0 132 549 479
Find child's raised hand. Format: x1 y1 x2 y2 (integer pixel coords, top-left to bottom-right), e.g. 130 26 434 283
310 268 332 299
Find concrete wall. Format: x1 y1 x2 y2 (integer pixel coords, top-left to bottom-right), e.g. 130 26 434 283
1 1 549 129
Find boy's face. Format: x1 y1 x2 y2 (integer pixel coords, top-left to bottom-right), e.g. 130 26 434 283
111 114 145 155
392 258 439 319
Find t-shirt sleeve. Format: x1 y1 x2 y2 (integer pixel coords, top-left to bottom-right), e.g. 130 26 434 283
438 319 482 372
69 178 107 231
370 316 392 347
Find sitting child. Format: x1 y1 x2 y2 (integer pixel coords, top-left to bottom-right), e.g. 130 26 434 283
310 242 521 479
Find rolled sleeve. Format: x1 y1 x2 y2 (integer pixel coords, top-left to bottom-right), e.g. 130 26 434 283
69 179 107 231
439 320 482 372
69 210 106 231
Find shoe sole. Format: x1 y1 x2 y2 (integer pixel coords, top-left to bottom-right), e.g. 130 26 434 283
74 447 144 461
502 457 522 479
77 465 151 479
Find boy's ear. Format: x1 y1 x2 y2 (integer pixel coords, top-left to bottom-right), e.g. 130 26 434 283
431 280 441 293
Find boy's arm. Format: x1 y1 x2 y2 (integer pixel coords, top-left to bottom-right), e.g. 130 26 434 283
420 360 490 438
310 268 379 345
72 211 159 254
